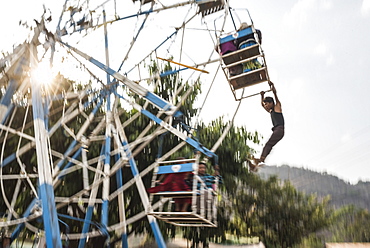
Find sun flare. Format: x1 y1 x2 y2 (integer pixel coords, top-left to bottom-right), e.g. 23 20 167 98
31 61 56 86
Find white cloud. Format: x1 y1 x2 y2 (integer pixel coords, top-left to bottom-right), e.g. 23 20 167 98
283 0 333 28
361 0 370 16
341 133 351 143
284 77 307 99
314 42 327 55
283 0 316 28
326 54 335 66
312 42 335 65
319 0 333 10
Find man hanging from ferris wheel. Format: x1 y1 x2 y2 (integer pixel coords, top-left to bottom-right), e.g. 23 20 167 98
249 81 285 172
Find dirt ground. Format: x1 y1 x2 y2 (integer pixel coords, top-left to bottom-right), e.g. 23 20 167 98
133 237 264 248
127 233 265 248
166 238 264 248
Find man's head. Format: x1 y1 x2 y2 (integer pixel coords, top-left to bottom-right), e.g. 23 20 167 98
263 96 275 110
198 162 207 175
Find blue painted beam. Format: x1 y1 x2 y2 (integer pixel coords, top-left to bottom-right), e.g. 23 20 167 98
57 40 182 118
78 145 106 248
121 139 167 248
101 10 111 245
220 27 253 44
115 92 217 159
0 56 27 124
31 65 63 247
157 163 194 174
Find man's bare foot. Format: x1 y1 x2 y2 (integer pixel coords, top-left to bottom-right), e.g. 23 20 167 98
257 162 266 168
253 157 261 164
247 160 259 173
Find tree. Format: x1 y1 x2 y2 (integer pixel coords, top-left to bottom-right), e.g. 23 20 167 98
182 118 261 247
329 205 370 243
228 175 332 248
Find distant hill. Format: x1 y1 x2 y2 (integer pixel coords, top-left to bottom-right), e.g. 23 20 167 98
258 165 370 210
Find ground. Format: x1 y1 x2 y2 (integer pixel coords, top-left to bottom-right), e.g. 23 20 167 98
133 237 264 248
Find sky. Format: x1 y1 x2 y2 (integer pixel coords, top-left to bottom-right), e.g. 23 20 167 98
1 0 370 184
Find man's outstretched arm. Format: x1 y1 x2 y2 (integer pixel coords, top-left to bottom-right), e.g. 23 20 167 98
260 91 269 112
269 81 282 112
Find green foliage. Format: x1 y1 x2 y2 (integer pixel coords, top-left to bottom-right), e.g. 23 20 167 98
297 234 326 248
329 205 370 242
224 175 332 248
299 205 370 247
180 118 261 247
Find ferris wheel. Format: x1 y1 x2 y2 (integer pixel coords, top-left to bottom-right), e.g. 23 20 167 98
0 0 270 247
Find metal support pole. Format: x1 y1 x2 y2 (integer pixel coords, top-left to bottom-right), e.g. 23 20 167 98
30 44 63 248
0 56 27 124
113 134 129 248
78 147 105 248
121 133 166 248
101 9 112 245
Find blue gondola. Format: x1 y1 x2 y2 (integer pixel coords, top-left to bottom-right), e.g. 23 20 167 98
218 21 271 100
147 158 218 227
